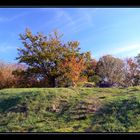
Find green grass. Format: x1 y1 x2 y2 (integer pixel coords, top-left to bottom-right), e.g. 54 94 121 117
0 87 140 132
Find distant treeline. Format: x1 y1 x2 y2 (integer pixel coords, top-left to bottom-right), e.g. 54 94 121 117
0 28 140 89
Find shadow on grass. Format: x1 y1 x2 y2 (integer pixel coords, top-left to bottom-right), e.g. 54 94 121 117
87 97 140 132
0 97 21 113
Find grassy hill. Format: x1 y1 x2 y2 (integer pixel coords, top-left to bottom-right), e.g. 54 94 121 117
0 87 140 132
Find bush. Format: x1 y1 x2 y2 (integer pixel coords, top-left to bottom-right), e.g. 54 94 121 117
77 82 95 87
88 75 101 86
0 61 30 89
0 62 18 89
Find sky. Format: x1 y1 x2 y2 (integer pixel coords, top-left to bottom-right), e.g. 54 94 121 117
0 8 140 63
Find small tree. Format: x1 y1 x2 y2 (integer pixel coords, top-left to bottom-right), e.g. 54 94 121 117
124 57 140 86
96 55 125 87
83 58 97 82
57 53 87 87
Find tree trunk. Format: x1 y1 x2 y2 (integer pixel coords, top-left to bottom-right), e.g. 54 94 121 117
72 81 77 87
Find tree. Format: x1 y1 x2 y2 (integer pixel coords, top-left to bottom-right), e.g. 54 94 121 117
83 58 97 81
134 54 140 86
136 53 140 65
16 28 90 87
57 53 87 87
124 57 140 86
96 55 125 87
81 58 101 86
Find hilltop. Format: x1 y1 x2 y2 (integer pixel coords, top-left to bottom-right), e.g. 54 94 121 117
0 87 140 132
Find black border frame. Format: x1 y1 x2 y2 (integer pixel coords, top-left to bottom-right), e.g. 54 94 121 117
0 1 140 139
0 132 140 139
0 0 140 6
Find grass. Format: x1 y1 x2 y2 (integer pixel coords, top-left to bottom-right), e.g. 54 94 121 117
0 87 140 132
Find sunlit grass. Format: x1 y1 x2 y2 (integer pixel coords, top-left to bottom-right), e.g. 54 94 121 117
0 87 140 132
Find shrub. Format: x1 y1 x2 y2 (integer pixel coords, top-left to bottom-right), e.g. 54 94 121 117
88 75 101 86
0 62 18 89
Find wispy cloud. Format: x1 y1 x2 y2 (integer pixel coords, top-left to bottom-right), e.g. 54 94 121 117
0 12 27 23
93 43 140 59
53 9 76 32
111 44 140 55
77 8 96 27
37 8 73 32
57 9 97 35
39 8 96 35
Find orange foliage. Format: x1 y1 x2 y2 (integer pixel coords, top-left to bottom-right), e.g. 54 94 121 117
0 62 17 89
59 54 86 87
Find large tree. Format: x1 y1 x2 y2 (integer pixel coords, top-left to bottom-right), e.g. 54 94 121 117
16 28 90 87
96 55 125 87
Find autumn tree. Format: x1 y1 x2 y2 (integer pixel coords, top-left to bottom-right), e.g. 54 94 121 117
124 57 140 86
0 61 22 89
12 64 40 87
134 54 140 85
16 28 91 87
136 53 140 65
57 53 87 87
96 55 125 87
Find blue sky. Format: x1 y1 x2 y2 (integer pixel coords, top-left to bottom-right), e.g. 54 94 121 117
0 8 140 63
